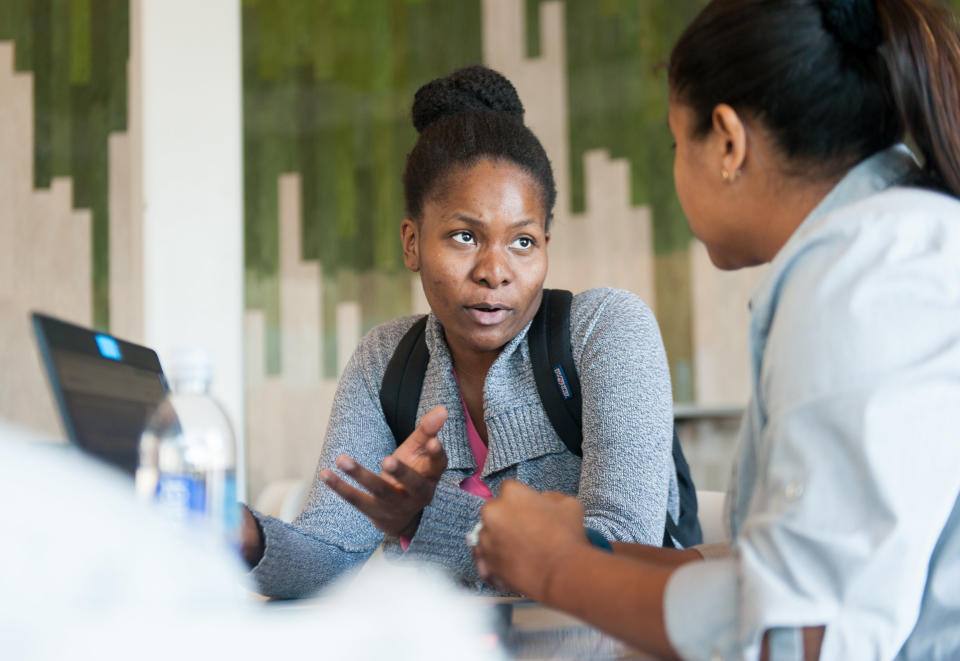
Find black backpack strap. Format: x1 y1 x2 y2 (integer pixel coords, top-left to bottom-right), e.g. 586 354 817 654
662 429 702 548
527 289 583 456
528 289 703 549
379 315 429 446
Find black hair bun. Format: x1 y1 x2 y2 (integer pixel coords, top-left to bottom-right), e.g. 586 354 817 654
817 0 882 50
411 65 525 134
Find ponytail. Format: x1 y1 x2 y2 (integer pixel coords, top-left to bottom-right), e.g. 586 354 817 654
876 0 960 197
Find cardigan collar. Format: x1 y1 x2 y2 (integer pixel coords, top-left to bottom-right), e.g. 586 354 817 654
416 311 563 473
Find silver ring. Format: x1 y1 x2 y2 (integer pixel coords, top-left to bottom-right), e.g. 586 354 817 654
466 521 483 547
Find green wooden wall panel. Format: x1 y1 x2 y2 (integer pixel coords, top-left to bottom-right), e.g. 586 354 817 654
243 0 482 378
68 0 91 85
0 0 128 331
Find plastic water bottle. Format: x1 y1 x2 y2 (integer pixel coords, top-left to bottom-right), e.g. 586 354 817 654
137 348 239 542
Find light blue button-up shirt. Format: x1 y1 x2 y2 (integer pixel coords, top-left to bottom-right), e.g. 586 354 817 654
664 145 960 660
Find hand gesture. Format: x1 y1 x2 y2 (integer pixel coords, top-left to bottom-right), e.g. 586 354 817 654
320 406 448 538
473 479 590 599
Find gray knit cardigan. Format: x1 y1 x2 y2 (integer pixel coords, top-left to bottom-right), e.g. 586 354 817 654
249 287 678 599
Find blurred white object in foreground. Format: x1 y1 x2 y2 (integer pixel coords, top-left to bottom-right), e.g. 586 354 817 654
0 418 505 661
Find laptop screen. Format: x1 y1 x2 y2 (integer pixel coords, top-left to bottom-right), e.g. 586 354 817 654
32 313 169 475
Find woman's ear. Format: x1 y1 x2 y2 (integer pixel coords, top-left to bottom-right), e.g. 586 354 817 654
712 104 748 181
400 219 420 272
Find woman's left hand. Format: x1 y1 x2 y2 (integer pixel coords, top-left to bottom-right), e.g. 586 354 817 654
473 479 591 600
320 406 448 538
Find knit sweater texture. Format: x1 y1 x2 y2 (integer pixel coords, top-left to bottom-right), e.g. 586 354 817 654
249 287 678 599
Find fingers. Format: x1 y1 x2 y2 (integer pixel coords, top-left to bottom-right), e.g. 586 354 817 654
498 478 533 498
382 455 433 500
319 468 379 514
472 523 510 593
334 455 395 500
473 548 489 580
386 437 447 482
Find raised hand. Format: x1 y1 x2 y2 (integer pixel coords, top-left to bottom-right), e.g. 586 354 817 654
319 406 448 538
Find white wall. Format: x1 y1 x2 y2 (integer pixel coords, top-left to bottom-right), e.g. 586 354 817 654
138 0 245 497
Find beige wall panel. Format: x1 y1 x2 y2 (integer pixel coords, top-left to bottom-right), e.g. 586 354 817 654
548 150 656 308
245 306 280 496
278 173 323 386
483 0 570 218
108 131 142 342
245 173 342 500
690 239 766 406
0 42 31 296
109 4 144 344
245 376 288 501
279 383 338 485
246 375 335 504
336 301 361 376
244 308 267 391
482 3 656 307
0 42 94 435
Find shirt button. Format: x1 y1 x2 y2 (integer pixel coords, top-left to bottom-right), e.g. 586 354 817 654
784 482 805 501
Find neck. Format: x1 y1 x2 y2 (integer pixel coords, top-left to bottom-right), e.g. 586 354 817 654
754 172 843 263
447 344 499 385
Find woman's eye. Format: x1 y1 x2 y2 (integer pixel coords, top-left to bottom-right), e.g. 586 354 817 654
511 237 534 250
452 231 475 245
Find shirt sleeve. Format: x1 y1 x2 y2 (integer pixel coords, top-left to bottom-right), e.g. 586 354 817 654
573 289 675 546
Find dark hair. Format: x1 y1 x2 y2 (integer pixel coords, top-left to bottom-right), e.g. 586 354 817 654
668 0 960 197
402 65 557 227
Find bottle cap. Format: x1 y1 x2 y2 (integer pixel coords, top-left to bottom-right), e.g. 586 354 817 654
171 347 213 390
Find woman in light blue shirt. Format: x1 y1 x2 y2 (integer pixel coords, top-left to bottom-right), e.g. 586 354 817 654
472 0 960 659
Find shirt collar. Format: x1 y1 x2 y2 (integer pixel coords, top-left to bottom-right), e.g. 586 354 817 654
420 309 538 470
423 310 535 374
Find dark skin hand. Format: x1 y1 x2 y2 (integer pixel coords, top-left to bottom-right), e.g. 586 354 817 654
237 405 448 568
319 405 448 538
240 505 265 568
474 480 825 660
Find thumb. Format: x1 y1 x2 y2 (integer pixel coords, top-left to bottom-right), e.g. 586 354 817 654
419 405 448 437
406 405 447 446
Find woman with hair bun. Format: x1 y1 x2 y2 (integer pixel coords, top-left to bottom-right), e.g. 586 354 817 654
474 1 960 659
237 65 680 599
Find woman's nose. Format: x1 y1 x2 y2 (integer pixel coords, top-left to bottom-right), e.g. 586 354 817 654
472 246 511 288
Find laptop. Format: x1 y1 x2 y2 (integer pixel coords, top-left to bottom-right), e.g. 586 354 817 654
31 312 169 475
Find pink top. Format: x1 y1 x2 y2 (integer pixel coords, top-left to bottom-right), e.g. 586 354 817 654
399 370 491 550
457 392 493 500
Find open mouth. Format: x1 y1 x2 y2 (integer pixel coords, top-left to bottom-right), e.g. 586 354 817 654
464 303 512 326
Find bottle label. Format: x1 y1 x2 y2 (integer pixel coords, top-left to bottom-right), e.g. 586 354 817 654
156 474 206 518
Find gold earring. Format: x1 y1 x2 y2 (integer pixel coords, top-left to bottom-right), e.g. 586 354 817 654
721 169 730 181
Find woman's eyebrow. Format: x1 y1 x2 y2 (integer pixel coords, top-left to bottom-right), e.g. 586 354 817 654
451 214 484 227
451 214 538 229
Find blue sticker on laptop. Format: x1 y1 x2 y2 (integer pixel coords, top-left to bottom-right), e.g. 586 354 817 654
95 334 123 361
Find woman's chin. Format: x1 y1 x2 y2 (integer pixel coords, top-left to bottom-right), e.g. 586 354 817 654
451 327 515 357
707 246 749 271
